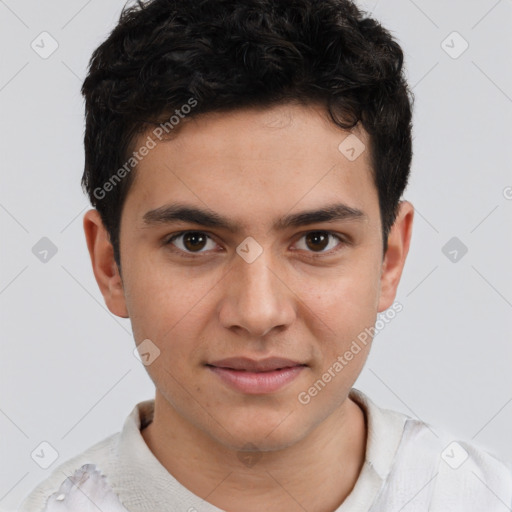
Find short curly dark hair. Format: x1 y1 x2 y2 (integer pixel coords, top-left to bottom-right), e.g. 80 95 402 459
81 0 414 270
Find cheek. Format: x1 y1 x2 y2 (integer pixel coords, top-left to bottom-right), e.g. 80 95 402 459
123 253 220 336
300 260 380 358
303 257 380 318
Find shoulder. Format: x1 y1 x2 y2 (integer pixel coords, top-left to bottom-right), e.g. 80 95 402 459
350 390 512 510
19 399 153 512
19 433 120 512
386 417 512 510
431 427 512 509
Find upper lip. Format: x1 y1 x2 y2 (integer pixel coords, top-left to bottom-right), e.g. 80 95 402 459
207 357 306 372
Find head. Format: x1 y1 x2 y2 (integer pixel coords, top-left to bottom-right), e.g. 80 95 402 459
83 0 414 452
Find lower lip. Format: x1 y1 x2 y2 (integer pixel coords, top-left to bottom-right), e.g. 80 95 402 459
207 365 305 394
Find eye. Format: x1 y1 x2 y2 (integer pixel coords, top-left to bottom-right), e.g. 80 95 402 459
293 231 345 255
164 230 346 258
165 231 219 254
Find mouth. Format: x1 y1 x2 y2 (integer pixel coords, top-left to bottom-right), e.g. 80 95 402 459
206 356 307 372
205 357 307 394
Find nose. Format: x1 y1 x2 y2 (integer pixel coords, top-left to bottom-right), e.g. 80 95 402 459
218 250 296 338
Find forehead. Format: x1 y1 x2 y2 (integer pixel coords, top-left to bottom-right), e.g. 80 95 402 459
122 103 378 230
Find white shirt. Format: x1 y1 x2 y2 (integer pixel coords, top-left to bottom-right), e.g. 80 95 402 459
20 388 512 511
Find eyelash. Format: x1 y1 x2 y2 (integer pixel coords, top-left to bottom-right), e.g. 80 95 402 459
163 230 347 259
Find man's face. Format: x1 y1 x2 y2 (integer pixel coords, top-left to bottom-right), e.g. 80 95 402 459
97 103 405 451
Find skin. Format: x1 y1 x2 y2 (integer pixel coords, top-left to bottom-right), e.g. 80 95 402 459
83 102 414 512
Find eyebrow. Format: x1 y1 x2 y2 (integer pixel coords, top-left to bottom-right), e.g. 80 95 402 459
142 202 366 233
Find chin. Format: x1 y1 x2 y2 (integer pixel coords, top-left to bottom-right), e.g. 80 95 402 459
220 434 302 454
210 415 310 454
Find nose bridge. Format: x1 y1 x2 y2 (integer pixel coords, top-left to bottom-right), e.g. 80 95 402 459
220 246 295 337
240 250 279 302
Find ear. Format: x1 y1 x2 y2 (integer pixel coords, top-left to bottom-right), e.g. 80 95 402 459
83 209 129 318
377 201 414 312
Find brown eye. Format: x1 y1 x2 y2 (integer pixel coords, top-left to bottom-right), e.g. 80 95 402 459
182 232 207 251
294 231 344 255
305 232 330 252
166 231 216 253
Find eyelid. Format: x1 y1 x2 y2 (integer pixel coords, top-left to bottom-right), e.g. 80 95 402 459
164 230 347 257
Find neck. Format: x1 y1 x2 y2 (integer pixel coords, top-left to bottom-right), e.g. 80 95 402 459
141 392 367 512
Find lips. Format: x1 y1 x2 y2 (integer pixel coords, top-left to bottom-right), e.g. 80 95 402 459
206 357 308 394
206 356 306 372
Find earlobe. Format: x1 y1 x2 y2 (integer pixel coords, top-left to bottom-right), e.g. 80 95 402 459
83 209 129 319
377 201 414 312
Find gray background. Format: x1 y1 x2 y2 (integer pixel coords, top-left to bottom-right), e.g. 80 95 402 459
1 0 511 509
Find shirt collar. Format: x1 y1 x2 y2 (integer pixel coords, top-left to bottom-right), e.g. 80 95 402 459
109 388 408 511
349 388 408 480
